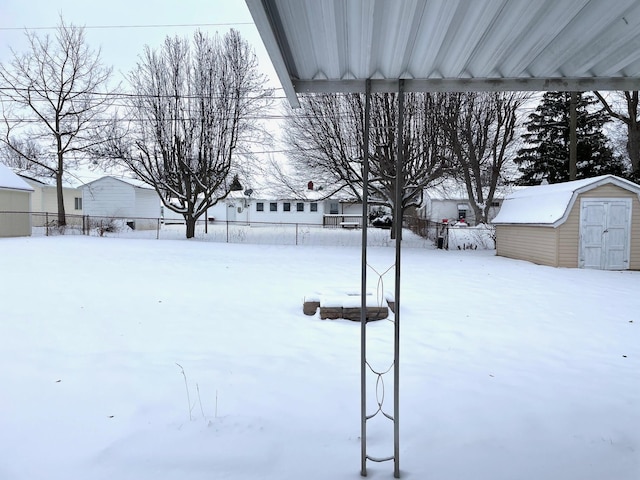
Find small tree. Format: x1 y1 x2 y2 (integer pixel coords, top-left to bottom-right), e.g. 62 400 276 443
594 90 640 181
0 17 114 225
101 30 270 238
284 92 449 238
514 91 625 185
440 91 529 223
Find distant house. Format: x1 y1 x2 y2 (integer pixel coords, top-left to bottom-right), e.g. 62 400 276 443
0 162 34 237
20 176 83 226
222 183 363 227
492 175 640 270
81 176 161 230
420 181 510 225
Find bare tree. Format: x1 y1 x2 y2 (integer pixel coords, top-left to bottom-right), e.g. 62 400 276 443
0 17 114 225
440 91 528 224
594 91 640 180
284 92 449 236
101 30 270 238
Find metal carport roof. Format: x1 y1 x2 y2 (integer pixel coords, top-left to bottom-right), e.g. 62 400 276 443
243 1 640 477
246 0 640 107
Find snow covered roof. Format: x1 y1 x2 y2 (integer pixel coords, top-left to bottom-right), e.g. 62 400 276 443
232 180 355 202
0 163 34 192
82 176 155 190
425 180 519 201
492 175 640 226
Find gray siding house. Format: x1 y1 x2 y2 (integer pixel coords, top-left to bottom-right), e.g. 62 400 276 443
81 176 161 230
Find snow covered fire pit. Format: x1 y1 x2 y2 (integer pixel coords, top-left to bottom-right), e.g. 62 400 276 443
303 288 394 322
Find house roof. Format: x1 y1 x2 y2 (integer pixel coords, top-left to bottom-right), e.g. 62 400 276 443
18 175 48 186
491 175 640 226
425 179 520 202
0 163 34 192
82 176 155 190
246 0 640 108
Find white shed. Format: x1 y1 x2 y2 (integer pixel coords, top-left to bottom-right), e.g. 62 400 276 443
492 175 640 270
0 162 34 237
81 176 161 230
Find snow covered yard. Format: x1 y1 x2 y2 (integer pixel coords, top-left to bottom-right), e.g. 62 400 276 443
0 235 638 480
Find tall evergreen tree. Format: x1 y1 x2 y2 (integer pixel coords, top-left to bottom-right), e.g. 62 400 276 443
514 91 625 185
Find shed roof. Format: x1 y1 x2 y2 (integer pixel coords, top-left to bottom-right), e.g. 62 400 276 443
491 175 640 226
82 176 155 190
246 0 640 107
0 163 34 192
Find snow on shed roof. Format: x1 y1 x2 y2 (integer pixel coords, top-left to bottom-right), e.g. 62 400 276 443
492 175 640 226
0 163 34 192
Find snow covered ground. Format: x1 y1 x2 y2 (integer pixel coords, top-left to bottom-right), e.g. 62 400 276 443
0 233 638 480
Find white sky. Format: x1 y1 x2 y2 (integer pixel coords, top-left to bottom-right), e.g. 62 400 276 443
0 0 280 89
0 0 288 185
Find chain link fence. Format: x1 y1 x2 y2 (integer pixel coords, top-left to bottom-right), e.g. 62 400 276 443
0 211 428 247
2 211 495 249
406 216 495 250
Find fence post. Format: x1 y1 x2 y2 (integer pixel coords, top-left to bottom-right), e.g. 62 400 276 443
157 218 160 240
296 223 299 245
446 224 450 250
226 220 229 243
45 212 49 236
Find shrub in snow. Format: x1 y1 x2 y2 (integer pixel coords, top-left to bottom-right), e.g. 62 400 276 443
372 215 392 229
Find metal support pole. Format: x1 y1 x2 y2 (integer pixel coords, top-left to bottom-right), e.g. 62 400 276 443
360 79 371 477
570 91 577 181
393 79 405 479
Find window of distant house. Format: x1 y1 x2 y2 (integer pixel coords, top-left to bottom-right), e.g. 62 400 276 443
256 202 264 212
296 202 304 212
74 197 82 210
491 201 500 207
310 202 318 212
283 202 291 212
329 202 339 214
458 209 467 220
270 202 277 212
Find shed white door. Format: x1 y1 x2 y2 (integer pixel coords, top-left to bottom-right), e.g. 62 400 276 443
579 198 632 270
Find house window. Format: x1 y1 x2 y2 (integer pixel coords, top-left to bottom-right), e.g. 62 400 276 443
270 202 277 212
310 202 318 212
74 197 82 210
457 203 468 221
329 202 339 214
296 202 304 212
256 202 264 212
283 202 291 212
491 201 500 207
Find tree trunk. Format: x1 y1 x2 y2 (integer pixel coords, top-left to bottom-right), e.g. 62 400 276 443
56 170 66 226
390 207 402 240
185 217 196 239
472 203 486 225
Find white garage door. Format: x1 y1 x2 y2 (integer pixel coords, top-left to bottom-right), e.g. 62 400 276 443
579 198 632 270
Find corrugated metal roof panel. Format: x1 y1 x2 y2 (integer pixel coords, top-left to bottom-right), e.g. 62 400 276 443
246 0 640 106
